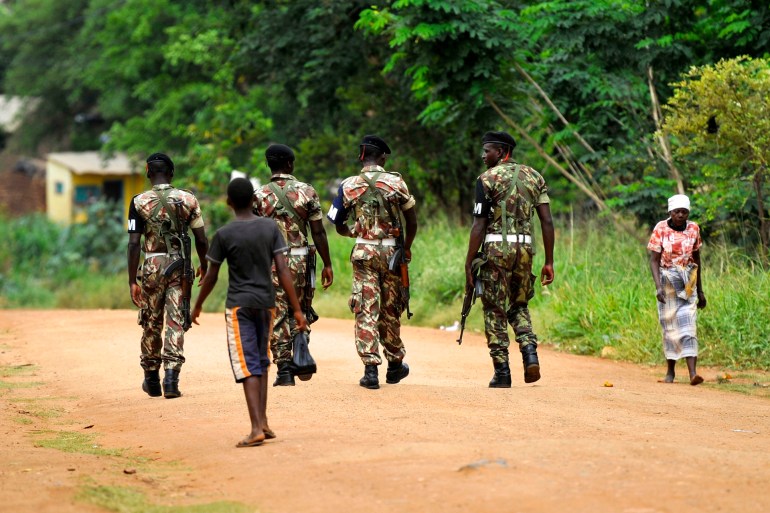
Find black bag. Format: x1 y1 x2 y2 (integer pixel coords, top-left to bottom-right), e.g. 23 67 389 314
291 332 316 381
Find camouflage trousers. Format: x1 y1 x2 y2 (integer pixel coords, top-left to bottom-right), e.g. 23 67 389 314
349 249 406 366
137 255 185 372
271 254 312 364
479 242 538 363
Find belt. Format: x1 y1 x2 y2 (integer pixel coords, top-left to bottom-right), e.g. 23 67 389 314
288 247 308 256
355 237 397 246
145 252 173 258
485 234 531 244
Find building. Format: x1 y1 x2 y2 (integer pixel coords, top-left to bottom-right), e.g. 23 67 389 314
46 151 145 224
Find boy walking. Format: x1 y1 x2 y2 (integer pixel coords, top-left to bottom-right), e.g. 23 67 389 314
192 178 307 447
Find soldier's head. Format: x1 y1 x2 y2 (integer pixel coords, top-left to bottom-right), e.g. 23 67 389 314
481 131 516 169
358 135 390 166
227 177 255 211
265 144 295 174
145 152 174 179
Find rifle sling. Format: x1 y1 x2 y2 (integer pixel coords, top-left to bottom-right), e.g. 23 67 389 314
268 180 307 236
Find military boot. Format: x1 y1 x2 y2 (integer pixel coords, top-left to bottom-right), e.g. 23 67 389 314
489 361 512 388
273 362 295 387
142 369 162 397
359 365 379 389
163 368 182 399
521 343 541 383
385 360 410 384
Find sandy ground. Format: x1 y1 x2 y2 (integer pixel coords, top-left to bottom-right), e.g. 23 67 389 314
1 309 768 513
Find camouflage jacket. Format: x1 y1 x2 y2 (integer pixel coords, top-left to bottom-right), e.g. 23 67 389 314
335 165 415 239
474 161 549 236
253 173 323 248
127 184 204 254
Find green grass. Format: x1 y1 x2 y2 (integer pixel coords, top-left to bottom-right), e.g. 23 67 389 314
32 430 124 457
2 213 769 370
0 364 37 377
77 484 254 513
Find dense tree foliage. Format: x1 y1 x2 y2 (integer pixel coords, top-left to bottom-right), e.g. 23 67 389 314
1 0 769 250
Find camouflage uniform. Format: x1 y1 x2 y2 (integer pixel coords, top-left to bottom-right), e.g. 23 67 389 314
128 184 204 372
328 165 416 365
475 162 549 363
253 173 323 364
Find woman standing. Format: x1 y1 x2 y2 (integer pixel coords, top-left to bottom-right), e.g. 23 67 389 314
647 194 707 385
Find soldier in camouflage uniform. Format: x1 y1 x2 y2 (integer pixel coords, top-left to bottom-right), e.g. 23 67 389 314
253 144 334 386
127 153 209 398
327 135 417 389
465 131 554 387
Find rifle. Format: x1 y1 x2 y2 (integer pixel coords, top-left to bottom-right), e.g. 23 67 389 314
163 200 193 331
388 222 413 320
457 252 486 345
303 245 319 324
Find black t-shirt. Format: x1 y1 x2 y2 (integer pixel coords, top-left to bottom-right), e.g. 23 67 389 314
206 217 287 309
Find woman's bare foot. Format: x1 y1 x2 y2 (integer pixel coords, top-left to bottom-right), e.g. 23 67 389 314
660 373 675 383
690 374 704 386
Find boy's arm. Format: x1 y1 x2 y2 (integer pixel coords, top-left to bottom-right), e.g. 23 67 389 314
192 261 221 325
275 253 308 331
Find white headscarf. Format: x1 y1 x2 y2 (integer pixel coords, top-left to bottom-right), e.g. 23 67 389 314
668 194 690 212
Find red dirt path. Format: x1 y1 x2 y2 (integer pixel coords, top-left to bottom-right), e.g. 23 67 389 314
1 310 768 513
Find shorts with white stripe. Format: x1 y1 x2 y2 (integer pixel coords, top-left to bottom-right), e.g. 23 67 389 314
225 307 273 382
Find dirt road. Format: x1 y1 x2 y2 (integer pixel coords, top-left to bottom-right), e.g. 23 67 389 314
1 310 768 513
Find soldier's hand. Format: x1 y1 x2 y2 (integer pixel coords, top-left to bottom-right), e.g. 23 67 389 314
321 266 333 289
540 264 554 286
192 304 202 325
404 248 412 262
196 266 207 286
130 283 143 308
465 265 475 290
294 311 308 332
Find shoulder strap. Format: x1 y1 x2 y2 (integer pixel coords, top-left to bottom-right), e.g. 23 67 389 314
360 172 388 214
268 180 307 236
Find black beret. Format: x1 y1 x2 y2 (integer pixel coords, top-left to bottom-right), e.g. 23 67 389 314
360 134 391 155
146 152 174 172
265 144 295 162
481 131 516 150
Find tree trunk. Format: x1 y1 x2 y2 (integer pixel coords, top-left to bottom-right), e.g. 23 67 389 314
647 65 685 194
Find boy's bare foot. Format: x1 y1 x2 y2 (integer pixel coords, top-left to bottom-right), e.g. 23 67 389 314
236 432 265 448
690 374 704 386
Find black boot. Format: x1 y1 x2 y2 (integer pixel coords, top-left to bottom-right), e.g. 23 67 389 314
163 368 182 398
142 369 162 397
489 361 512 388
273 362 295 387
521 343 541 383
359 365 379 389
385 360 410 384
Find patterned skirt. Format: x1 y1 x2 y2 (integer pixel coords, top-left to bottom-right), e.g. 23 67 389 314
657 265 699 360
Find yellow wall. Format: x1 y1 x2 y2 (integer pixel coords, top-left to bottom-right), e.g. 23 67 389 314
46 162 73 224
46 163 147 224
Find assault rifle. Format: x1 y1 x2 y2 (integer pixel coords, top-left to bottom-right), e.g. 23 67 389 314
457 253 485 345
163 200 193 331
304 245 319 324
388 223 413 320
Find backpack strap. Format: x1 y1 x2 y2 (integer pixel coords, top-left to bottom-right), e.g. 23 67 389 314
268 180 307 237
359 172 393 225
149 187 186 257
